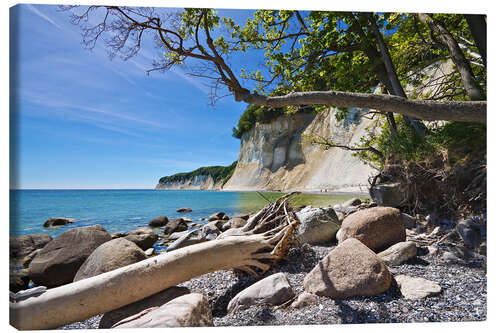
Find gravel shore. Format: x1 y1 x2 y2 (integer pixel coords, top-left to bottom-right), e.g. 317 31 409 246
60 240 486 329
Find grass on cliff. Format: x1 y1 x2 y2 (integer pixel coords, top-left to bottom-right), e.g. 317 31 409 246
159 161 238 185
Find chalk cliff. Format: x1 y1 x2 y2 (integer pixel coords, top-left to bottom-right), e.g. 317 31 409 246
223 108 377 192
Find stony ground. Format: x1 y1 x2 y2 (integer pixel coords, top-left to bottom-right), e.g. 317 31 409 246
60 240 486 329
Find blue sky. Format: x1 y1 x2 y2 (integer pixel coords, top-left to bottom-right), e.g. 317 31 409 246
10 4 261 189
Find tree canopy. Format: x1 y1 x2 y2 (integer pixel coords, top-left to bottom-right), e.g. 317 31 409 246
62 7 486 124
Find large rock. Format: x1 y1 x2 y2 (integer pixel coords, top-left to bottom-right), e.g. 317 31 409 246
43 217 76 228
176 207 192 213
295 206 340 244
28 225 111 287
74 238 147 282
457 219 486 249
303 238 392 299
369 182 405 207
228 217 247 229
99 286 190 328
377 241 417 266
164 218 188 235
149 216 169 227
125 227 159 250
208 212 229 221
10 269 30 293
201 220 225 236
167 229 207 251
112 293 213 328
337 206 406 252
10 234 52 259
227 273 294 313
394 275 441 299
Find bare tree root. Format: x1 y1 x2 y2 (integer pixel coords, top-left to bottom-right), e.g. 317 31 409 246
10 192 301 330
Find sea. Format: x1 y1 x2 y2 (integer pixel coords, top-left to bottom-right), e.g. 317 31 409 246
10 189 366 243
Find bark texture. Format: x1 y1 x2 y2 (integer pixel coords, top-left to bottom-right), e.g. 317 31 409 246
235 90 486 123
418 13 484 101
465 14 486 67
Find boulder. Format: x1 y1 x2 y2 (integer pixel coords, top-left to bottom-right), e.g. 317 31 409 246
29 225 111 288
125 227 159 250
290 292 318 309
74 238 147 282
295 206 340 244
229 217 248 229
234 214 250 221
112 293 213 328
303 238 392 299
401 213 416 229
21 248 41 268
369 182 405 207
338 207 406 252
457 219 486 249
377 241 417 266
208 212 229 221
43 217 76 228
176 207 192 213
227 273 294 313
394 275 441 299
111 232 127 239
201 220 225 236
99 286 190 328
10 234 52 259
167 229 206 251
10 269 30 293
164 218 188 235
342 198 362 207
149 216 169 227
167 230 189 241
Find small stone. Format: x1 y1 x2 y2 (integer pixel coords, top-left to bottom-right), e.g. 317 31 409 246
145 248 156 256
394 275 441 299
377 241 417 266
290 292 318 309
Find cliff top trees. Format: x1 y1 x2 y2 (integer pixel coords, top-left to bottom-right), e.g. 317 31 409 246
62 6 486 123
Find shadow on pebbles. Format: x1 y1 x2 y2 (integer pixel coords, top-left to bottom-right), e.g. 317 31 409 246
61 241 486 329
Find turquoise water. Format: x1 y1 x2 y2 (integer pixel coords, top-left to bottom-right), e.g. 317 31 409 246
10 189 366 241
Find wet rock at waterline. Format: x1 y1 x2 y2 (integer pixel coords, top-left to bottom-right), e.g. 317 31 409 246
149 216 169 227
176 207 192 213
125 227 159 251
29 225 111 288
43 217 76 228
10 233 52 259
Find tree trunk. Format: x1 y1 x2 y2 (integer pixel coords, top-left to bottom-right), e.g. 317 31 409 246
364 13 428 136
235 87 485 123
465 14 486 67
418 13 484 101
10 196 299 330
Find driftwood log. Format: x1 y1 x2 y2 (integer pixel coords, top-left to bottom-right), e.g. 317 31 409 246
10 193 300 330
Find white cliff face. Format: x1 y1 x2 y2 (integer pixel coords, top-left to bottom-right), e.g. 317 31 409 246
223 108 377 192
155 175 223 190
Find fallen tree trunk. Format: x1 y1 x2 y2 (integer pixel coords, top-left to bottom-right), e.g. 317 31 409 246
235 90 486 123
10 193 299 330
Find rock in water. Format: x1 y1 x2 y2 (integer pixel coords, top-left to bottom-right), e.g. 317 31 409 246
164 218 188 235
227 273 295 313
208 212 229 221
29 225 111 288
73 238 147 282
112 293 213 328
369 182 405 207
10 269 30 293
338 206 406 252
394 275 441 299
43 217 76 228
295 206 340 244
149 216 169 227
176 207 192 213
377 241 417 266
10 233 53 259
303 238 392 299
99 286 190 328
125 227 159 250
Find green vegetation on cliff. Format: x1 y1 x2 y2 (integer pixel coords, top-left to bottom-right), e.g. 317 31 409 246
159 161 237 186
